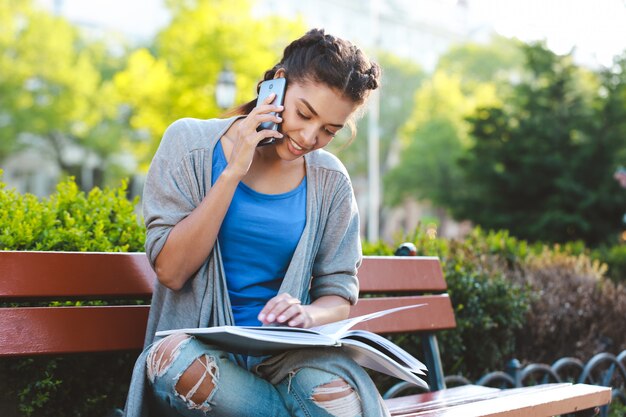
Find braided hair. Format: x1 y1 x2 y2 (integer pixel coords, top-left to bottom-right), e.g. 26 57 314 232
228 28 380 117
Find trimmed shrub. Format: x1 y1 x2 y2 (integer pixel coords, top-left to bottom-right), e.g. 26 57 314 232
0 174 145 417
364 228 533 380
593 243 626 285
0 175 144 251
513 247 626 363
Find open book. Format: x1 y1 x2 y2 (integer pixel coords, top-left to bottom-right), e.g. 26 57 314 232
156 304 429 389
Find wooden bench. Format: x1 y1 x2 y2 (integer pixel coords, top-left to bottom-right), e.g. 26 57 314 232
0 251 612 416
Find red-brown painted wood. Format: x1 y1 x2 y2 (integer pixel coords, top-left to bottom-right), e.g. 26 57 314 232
385 383 612 417
358 256 446 293
0 305 150 356
384 385 501 415
349 295 456 333
0 251 155 300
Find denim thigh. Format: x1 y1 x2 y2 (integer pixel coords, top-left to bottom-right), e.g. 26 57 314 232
146 336 290 417
275 367 363 417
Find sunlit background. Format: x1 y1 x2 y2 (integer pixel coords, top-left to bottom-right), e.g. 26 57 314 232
2 0 626 245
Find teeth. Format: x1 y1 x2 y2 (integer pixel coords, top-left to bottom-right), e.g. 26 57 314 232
290 138 303 151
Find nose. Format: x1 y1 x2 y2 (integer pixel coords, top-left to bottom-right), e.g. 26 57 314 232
299 124 317 149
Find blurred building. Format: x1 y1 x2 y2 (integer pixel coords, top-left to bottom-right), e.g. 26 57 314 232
254 0 482 71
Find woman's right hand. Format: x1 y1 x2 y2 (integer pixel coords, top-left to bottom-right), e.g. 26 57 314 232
224 93 284 179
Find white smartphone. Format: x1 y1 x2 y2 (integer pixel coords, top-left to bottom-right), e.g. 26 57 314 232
255 78 286 146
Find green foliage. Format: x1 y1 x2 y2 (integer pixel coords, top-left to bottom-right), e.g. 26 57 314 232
384 38 521 207
114 0 305 165
363 226 625 381
451 42 626 245
0 354 137 417
384 36 522 209
0 0 133 186
592 243 626 284
329 52 426 177
364 227 533 379
0 174 145 416
512 245 626 365
0 174 144 251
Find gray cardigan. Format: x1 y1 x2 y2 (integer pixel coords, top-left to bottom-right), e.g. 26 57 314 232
124 117 389 416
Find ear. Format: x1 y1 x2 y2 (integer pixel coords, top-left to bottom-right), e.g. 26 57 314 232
274 68 286 79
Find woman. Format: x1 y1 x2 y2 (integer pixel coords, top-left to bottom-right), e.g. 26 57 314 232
124 28 384 417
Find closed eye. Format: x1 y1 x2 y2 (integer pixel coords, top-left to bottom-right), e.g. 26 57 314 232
296 110 311 120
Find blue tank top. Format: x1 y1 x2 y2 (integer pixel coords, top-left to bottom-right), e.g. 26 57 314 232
212 141 307 325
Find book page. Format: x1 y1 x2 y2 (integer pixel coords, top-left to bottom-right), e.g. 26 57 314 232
310 303 425 340
340 338 429 389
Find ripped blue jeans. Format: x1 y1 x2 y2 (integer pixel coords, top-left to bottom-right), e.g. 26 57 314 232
146 334 363 417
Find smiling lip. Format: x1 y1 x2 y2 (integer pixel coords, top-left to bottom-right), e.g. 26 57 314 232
287 136 309 155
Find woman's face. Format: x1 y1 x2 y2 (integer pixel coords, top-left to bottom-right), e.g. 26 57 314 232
272 79 358 161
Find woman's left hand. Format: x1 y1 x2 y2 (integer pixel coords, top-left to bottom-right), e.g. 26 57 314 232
258 293 313 328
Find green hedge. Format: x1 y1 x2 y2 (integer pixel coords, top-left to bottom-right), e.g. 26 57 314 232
0 175 145 417
0 175 144 251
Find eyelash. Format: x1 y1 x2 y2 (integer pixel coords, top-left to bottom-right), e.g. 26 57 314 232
296 110 336 137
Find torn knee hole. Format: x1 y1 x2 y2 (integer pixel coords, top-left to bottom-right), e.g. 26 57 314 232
146 333 191 382
312 378 362 417
174 354 218 410
312 379 355 402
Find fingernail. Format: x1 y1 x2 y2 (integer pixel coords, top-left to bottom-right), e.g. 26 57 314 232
267 314 275 322
258 313 265 321
278 315 286 322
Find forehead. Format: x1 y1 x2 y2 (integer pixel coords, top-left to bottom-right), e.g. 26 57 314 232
287 80 358 125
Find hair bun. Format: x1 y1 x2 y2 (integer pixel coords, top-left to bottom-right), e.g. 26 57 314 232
366 64 381 90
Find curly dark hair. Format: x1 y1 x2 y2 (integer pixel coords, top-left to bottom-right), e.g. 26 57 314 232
262 28 380 104
229 28 380 117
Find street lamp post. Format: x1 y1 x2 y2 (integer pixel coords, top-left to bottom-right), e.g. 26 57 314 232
367 0 380 243
215 67 237 110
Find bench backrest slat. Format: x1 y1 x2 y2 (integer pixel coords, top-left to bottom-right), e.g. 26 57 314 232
0 251 155 300
358 256 447 292
0 306 150 355
350 295 456 333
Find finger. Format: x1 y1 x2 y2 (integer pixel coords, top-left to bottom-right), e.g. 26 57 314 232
287 312 306 328
263 92 276 104
257 293 290 323
255 113 283 126
259 294 299 323
252 103 284 115
276 304 303 323
266 299 300 323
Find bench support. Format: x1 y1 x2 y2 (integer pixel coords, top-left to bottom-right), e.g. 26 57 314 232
423 333 446 391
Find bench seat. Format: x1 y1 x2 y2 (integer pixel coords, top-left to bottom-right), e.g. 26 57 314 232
384 383 611 416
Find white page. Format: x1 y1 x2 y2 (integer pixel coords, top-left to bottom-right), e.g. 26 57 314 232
310 303 426 340
340 338 429 389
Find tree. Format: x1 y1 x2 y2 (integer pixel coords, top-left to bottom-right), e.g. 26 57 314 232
384 36 523 216
452 43 626 245
114 0 304 164
0 0 134 188
327 52 426 178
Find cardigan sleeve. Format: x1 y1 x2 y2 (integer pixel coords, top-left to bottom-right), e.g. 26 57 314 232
142 119 207 268
309 175 362 305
